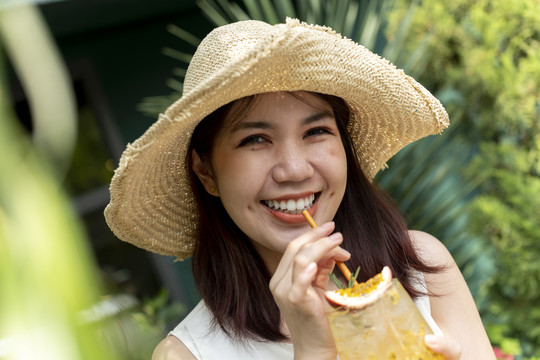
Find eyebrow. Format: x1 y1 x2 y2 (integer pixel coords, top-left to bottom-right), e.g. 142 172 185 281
227 110 334 133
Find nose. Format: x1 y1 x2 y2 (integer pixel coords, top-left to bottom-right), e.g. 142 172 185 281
271 143 314 183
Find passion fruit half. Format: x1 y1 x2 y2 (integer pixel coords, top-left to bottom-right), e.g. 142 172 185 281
325 266 393 309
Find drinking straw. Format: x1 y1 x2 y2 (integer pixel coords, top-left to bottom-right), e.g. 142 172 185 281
302 210 359 286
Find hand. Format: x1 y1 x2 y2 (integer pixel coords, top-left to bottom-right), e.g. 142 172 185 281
425 335 462 359
269 222 350 360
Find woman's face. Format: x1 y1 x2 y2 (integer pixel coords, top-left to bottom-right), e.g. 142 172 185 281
196 92 347 269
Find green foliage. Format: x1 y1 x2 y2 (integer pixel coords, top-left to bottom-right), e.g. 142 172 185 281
132 289 186 354
467 142 540 354
389 0 540 141
0 44 120 360
63 106 115 196
81 291 186 360
0 7 183 358
489 324 522 357
388 0 540 355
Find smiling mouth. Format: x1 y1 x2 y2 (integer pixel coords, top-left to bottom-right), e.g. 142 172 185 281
262 193 318 215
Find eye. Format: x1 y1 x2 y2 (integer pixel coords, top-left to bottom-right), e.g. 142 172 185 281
238 134 269 147
304 127 333 138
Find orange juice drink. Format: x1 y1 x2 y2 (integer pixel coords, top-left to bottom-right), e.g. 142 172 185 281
327 278 444 360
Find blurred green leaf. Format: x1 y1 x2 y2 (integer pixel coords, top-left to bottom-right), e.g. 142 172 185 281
0 31 120 360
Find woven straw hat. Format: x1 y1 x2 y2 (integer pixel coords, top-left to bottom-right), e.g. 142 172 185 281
104 18 449 260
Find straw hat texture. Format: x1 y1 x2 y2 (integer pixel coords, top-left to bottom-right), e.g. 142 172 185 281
104 18 449 260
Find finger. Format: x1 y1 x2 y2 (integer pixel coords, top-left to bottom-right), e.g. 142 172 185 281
290 233 349 288
272 232 348 297
272 222 335 283
287 261 318 305
287 221 335 255
313 258 336 288
292 232 349 273
425 335 462 359
317 257 336 275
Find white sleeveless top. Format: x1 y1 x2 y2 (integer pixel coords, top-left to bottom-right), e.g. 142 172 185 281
169 273 443 359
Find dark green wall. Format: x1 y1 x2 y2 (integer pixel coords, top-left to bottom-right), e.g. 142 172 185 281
41 0 214 142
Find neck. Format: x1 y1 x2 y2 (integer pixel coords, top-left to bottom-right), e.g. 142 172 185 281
251 245 284 276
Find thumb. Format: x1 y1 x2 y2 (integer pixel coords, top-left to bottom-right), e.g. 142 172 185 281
425 335 462 359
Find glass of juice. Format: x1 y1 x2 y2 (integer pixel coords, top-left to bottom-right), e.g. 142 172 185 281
327 278 444 360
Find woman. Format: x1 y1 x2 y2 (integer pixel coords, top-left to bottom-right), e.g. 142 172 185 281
105 19 494 359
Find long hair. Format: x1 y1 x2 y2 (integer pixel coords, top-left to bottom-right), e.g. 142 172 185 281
188 92 442 342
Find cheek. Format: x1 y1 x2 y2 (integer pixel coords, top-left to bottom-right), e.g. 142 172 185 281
325 143 348 204
315 141 348 180
333 142 348 168
335 147 348 192
212 154 265 200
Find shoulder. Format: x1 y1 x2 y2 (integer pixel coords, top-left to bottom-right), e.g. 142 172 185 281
408 230 453 267
407 230 458 292
152 336 197 360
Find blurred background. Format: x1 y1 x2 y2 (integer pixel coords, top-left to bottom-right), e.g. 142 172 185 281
0 0 538 359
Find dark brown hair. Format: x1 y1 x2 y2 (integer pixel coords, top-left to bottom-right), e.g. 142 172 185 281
188 92 442 342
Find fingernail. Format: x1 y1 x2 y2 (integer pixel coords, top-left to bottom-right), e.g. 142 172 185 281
329 232 342 242
321 221 334 230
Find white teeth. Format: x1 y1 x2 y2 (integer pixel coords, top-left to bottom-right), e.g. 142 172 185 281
286 200 296 211
264 194 316 214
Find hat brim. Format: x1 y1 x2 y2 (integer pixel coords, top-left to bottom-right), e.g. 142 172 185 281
105 18 449 259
